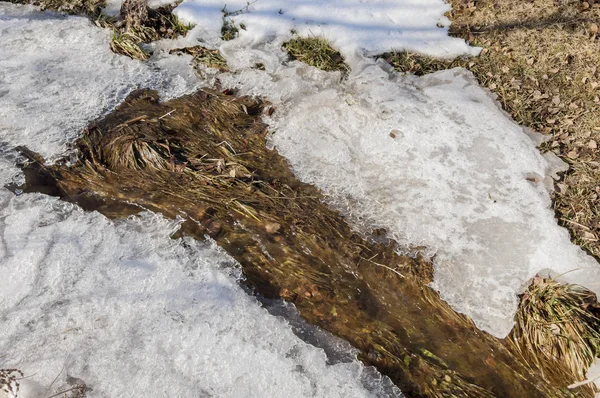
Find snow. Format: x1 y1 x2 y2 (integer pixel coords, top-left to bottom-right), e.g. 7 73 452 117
2 0 600 394
583 358 600 397
172 0 478 61
0 187 400 398
0 4 401 397
0 3 198 158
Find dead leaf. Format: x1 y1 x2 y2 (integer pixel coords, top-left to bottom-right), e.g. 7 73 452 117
583 231 597 240
589 140 598 149
567 150 579 159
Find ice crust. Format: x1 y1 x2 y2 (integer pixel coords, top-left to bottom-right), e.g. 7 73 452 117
0 4 402 397
0 3 198 158
0 186 400 398
171 0 479 60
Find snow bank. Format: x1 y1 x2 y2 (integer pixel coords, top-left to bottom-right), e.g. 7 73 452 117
169 0 478 61
214 40 600 337
0 5 401 397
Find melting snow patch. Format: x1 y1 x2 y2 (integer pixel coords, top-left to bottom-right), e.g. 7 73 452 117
0 3 197 158
170 0 478 61
0 181 401 397
0 4 401 397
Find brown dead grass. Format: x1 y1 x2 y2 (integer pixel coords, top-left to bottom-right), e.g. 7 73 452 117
387 0 600 259
509 276 600 394
169 45 230 72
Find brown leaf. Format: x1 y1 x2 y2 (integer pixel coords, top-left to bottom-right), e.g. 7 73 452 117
265 222 281 234
589 140 598 149
567 150 579 159
591 23 599 35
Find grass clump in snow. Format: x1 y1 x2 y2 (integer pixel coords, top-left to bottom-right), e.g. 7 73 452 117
283 37 349 74
221 18 239 41
170 46 230 72
8 0 193 61
509 276 600 394
104 3 193 60
380 51 468 76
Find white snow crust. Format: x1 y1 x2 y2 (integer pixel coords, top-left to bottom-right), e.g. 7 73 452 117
0 4 402 397
0 3 198 158
171 0 478 60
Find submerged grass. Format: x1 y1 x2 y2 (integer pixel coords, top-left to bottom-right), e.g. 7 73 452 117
283 36 349 74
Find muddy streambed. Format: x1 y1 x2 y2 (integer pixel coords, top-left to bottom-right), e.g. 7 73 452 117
11 87 596 397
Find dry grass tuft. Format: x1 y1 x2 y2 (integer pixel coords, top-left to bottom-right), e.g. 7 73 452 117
0 369 23 397
170 46 230 72
509 276 600 393
104 4 193 60
380 51 467 76
283 36 349 74
221 18 239 41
